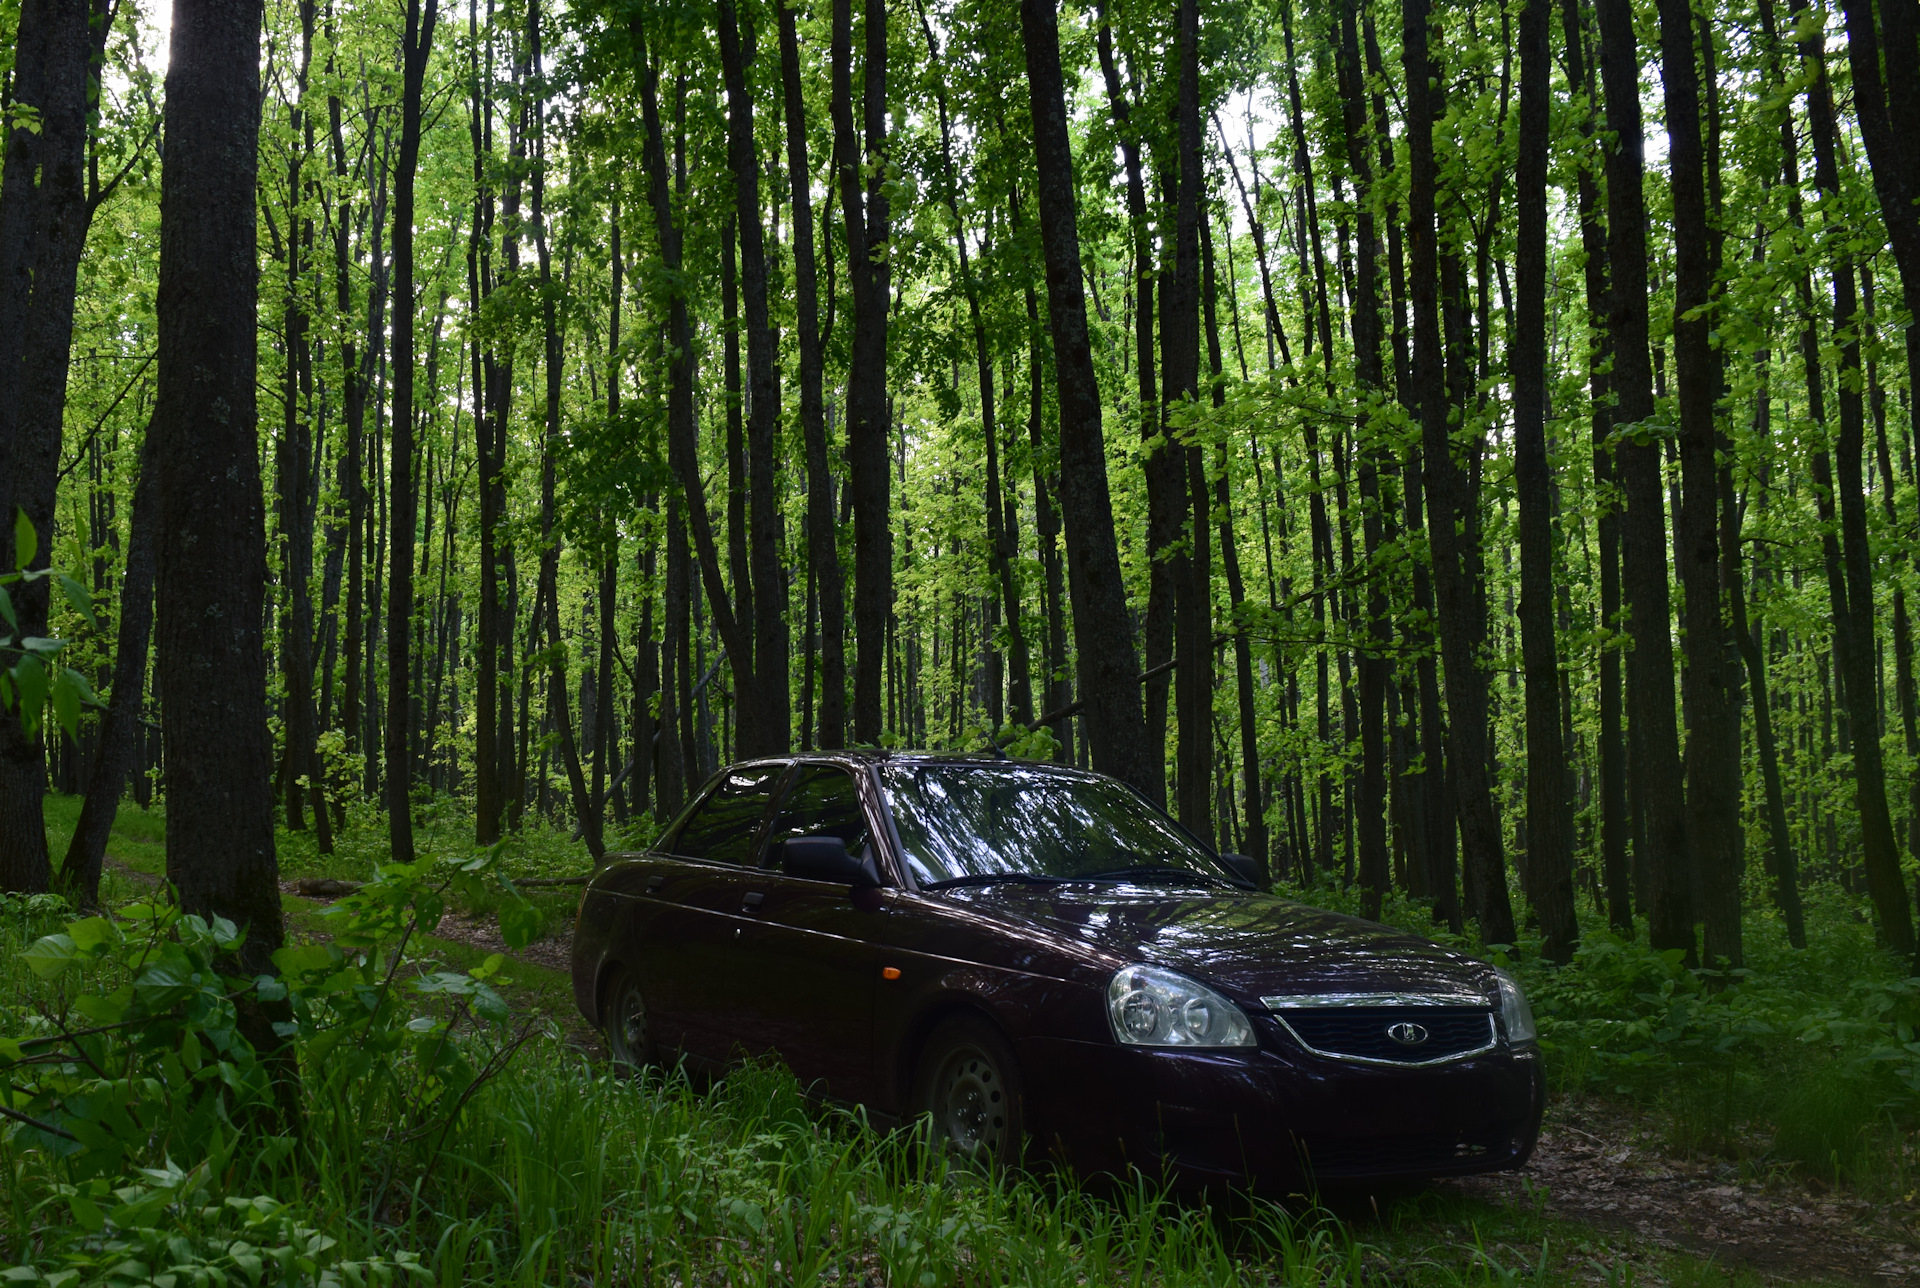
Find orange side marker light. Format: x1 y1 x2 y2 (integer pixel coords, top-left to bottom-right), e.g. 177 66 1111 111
881 966 903 981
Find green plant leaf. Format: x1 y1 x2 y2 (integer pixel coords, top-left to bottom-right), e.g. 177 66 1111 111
56 573 95 629
21 933 78 979
12 507 35 571
498 898 540 951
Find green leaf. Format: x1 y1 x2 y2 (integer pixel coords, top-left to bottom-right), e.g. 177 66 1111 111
66 915 118 952
20 933 77 979
271 943 335 977
67 1191 104 1232
56 573 95 629
12 507 35 571
12 653 47 723
0 584 15 632
498 898 540 951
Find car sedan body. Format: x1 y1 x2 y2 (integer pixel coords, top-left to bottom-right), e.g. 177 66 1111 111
571 753 1544 1188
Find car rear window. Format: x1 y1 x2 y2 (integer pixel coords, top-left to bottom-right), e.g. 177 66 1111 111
669 765 784 865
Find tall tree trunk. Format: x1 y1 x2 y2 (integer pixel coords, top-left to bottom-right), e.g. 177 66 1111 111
1204 216 1268 880
1657 0 1741 966
1515 0 1577 960
1598 0 1691 954
528 0 597 856
716 0 787 756
469 0 505 843
1560 0 1630 933
1800 13 1914 954
779 0 847 749
385 0 438 866
1337 0 1390 918
1403 0 1515 944
1096 5 1174 807
0 0 102 891
1165 0 1212 844
152 0 287 1063
60 438 158 906
1019 0 1154 792
832 0 893 744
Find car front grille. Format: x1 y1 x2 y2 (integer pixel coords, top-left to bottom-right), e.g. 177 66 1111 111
1262 1001 1498 1066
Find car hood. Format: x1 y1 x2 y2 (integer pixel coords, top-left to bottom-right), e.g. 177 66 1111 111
941 883 1497 1004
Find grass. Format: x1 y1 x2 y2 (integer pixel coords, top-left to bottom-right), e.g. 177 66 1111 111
9 790 1908 1285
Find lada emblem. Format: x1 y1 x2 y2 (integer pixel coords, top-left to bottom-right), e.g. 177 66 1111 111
1386 1021 1430 1046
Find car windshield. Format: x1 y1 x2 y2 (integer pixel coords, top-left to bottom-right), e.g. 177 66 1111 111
881 763 1231 889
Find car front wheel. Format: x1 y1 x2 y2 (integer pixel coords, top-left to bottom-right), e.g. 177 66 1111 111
912 1015 1025 1168
603 968 654 1071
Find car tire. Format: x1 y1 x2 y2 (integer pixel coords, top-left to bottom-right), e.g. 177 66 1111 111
603 968 655 1071
911 1015 1025 1168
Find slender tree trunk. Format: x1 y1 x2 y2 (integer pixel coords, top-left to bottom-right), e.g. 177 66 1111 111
1337 0 1390 918
1204 217 1268 881
779 0 847 749
1515 0 1577 960
60 438 157 906
1800 13 1914 954
385 0 438 866
832 0 892 744
1019 0 1153 792
1403 0 1515 944
1165 0 1212 844
1598 0 1692 955
1657 0 1741 966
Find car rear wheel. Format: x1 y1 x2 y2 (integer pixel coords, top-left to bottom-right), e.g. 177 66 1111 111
603 968 654 1071
912 1016 1024 1168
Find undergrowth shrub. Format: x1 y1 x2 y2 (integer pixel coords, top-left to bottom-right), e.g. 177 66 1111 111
1288 871 1920 1186
1 858 1371 1286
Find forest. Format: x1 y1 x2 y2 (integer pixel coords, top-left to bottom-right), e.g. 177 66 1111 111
9 0 1920 1276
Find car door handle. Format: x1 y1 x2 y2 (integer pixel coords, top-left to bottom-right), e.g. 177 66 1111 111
741 891 765 911
645 875 666 894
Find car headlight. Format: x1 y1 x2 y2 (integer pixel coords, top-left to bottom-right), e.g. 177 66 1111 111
1107 964 1255 1048
1494 968 1537 1046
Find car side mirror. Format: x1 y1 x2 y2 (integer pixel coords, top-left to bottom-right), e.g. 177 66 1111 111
1217 853 1262 888
781 835 882 890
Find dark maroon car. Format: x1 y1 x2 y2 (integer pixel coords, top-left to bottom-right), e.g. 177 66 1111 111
571 753 1543 1188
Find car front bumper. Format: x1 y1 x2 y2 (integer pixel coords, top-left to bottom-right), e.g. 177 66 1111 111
1016 1019 1544 1190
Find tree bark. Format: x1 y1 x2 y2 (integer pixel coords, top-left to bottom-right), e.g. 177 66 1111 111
1598 0 1691 954
385 0 438 866
59 437 157 907
0 0 102 892
1515 0 1577 960
1800 12 1914 954
779 0 848 749
831 0 892 744
1403 0 1515 944
152 0 285 984
1019 0 1154 792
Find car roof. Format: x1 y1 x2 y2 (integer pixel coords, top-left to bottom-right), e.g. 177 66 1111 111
729 750 1102 779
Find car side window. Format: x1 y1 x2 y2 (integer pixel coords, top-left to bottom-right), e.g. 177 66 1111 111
764 765 872 865
669 765 785 865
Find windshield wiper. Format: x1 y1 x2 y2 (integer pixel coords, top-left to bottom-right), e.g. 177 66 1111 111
921 872 1067 891
1074 865 1231 888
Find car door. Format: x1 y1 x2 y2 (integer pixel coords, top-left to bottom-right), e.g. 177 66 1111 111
727 762 889 1106
636 762 788 1066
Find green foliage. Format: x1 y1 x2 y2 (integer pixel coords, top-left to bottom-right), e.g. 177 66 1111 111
0 509 98 744
1 851 539 1283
